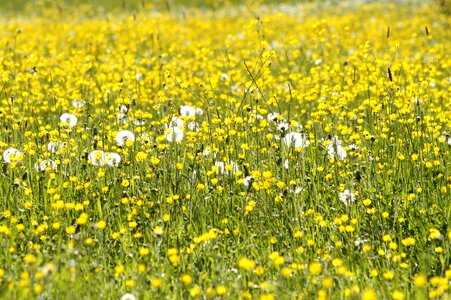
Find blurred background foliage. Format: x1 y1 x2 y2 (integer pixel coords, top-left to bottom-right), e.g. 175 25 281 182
0 0 448 14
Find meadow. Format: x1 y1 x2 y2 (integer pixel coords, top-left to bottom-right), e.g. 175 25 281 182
0 0 450 299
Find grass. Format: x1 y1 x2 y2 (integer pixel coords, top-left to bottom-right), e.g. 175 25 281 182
0 0 450 299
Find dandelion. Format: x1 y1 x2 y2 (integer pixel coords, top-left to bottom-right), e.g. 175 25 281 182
180 105 196 117
220 73 229 81
34 159 57 172
115 130 135 146
2 148 22 163
339 190 355 205
120 293 136 300
60 113 78 127
116 113 128 124
166 116 184 129
165 127 184 142
187 122 200 131
195 107 204 116
71 100 85 108
133 118 146 126
267 112 279 122
283 132 310 148
277 121 289 132
326 137 347 160
243 176 254 187
47 142 59 153
105 152 121 167
119 105 128 114
88 150 106 166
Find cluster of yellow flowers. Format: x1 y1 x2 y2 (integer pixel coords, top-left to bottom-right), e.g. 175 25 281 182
0 0 449 299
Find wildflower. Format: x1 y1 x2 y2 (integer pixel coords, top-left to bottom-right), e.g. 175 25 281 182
237 257 256 271
220 73 229 81
181 274 192 285
133 118 146 126
71 99 85 108
139 247 149 256
153 226 163 235
309 262 322 276
326 136 347 160
88 150 106 166
34 159 57 172
166 116 184 128
277 121 289 132
105 152 121 167
187 121 200 131
60 113 78 127
413 274 427 287
339 190 355 205
151 278 163 288
189 286 202 297
195 107 204 115
119 105 128 114
47 142 59 153
2 148 22 163
180 105 196 117
392 290 405 300
216 285 227 296
267 112 279 122
120 293 136 300
165 127 184 142
96 220 107 230
115 130 135 146
283 132 310 148
401 237 415 247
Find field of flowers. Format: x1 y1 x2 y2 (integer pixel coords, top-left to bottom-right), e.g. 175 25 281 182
0 0 450 299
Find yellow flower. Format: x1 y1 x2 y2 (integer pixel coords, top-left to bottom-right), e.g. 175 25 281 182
151 278 163 288
189 285 201 297
181 274 192 285
237 257 256 271
392 290 405 300
23 254 37 264
96 220 107 230
139 247 149 256
309 262 322 276
414 274 427 287
153 226 163 235
216 285 227 296
66 226 76 234
362 288 377 300
401 237 415 247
